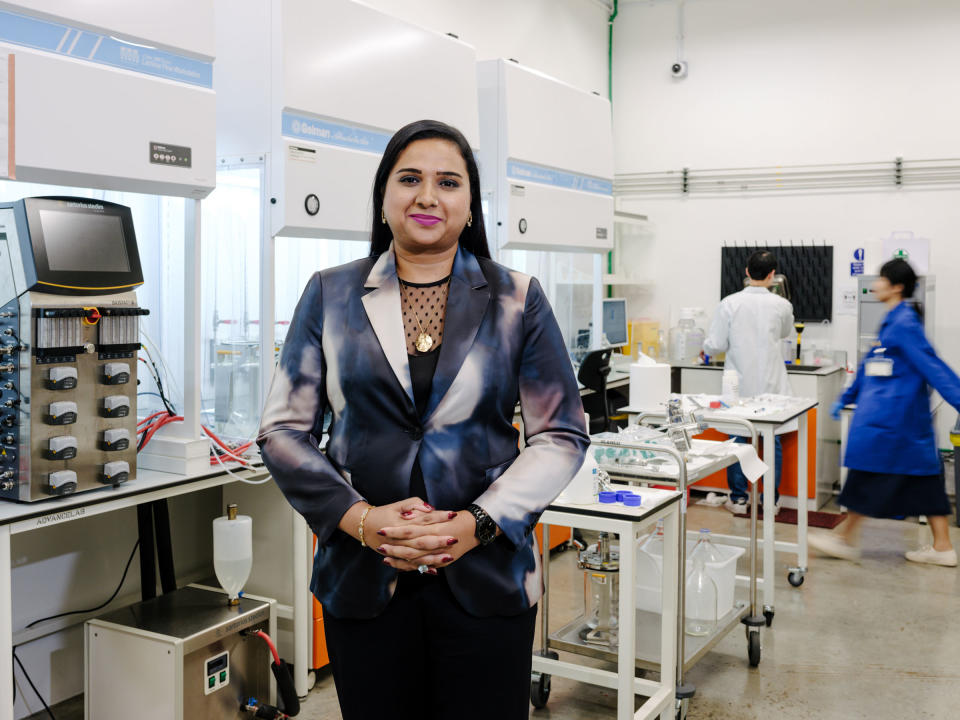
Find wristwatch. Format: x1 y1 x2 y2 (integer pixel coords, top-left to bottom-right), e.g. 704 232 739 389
466 503 498 546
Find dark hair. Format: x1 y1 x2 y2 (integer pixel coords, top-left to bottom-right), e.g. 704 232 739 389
880 258 917 298
369 119 490 259
746 250 777 280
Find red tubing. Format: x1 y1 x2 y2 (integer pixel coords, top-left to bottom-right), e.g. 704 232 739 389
255 630 281 665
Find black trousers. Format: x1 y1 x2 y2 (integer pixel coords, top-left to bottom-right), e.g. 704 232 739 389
323 571 538 720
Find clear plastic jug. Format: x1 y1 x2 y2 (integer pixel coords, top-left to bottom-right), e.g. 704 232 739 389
685 555 718 637
668 309 706 365
635 521 663 612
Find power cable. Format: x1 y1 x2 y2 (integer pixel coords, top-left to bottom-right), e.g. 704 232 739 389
12 650 57 720
25 540 140 629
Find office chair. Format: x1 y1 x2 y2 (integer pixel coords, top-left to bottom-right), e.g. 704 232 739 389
578 348 613 433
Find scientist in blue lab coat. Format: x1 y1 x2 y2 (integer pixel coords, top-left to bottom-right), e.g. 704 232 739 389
810 259 959 567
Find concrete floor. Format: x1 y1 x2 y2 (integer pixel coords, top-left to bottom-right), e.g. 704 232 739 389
26 501 960 720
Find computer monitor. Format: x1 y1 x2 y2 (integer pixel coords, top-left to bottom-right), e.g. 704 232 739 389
601 298 628 349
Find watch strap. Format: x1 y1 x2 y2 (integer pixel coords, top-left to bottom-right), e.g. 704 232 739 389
466 503 497 545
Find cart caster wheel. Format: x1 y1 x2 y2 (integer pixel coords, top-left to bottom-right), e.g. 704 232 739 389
763 608 775 627
306 670 317 691
788 571 805 587
748 631 761 667
530 671 551 709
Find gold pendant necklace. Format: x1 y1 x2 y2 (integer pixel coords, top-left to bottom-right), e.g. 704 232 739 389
401 278 448 353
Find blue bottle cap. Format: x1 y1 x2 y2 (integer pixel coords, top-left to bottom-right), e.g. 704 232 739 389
623 495 642 507
598 491 617 503
615 491 628 502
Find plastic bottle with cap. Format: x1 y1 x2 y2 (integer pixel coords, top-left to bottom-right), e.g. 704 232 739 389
685 554 718 637
689 527 724 564
213 503 252 605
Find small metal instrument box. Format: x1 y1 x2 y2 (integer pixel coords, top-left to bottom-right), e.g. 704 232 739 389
85 585 276 720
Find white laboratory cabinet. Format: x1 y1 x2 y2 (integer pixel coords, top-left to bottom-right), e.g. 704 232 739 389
216 0 479 240
0 0 216 198
477 59 614 254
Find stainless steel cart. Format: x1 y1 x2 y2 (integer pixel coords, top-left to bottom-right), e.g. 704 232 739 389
534 418 763 720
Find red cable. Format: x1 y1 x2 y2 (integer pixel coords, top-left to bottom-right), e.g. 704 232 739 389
255 630 281 665
138 410 168 429
140 415 183 450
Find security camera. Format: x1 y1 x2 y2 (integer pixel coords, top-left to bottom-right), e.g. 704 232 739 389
671 61 688 78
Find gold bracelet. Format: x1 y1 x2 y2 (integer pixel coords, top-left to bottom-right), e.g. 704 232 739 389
358 505 373 547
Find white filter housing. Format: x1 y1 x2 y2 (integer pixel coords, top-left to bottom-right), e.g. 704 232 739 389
268 0 479 239
0 0 215 198
478 59 614 253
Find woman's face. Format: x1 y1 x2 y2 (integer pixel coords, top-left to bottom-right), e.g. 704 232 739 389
382 138 471 255
872 275 903 302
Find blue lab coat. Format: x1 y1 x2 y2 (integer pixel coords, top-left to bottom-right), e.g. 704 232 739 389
842 301 960 475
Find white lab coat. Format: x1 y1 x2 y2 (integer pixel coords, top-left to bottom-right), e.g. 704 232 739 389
703 286 795 399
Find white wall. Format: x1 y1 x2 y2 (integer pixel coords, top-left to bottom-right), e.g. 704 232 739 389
612 0 960 444
613 0 960 169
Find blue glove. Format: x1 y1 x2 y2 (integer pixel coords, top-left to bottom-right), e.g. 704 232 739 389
830 400 843 421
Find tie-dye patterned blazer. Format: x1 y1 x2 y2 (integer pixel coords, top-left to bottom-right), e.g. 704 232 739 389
257 243 589 619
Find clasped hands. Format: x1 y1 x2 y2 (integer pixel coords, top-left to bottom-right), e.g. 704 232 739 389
347 498 479 575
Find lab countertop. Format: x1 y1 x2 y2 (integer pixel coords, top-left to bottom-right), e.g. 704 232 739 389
674 362 843 376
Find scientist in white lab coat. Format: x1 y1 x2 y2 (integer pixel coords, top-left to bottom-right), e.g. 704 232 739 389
702 250 795 514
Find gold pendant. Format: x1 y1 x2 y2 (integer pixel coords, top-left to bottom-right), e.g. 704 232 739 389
415 333 434 353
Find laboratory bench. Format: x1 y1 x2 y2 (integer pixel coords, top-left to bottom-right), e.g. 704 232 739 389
0 463 315 720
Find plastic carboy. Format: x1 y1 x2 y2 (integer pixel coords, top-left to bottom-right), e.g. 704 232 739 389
668 309 706 365
689 528 724 564
213 503 253 604
578 533 619 648
685 554 718 637
635 520 663 611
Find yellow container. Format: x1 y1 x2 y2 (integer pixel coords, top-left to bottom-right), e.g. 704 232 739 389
629 319 661 360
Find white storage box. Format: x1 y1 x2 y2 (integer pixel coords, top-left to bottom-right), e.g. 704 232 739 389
635 538 745 617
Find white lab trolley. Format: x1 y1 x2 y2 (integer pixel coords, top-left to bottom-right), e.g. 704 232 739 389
626 398 818 625
535 432 764 720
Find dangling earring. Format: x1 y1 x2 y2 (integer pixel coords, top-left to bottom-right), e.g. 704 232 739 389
381 208 386 224
466 211 473 228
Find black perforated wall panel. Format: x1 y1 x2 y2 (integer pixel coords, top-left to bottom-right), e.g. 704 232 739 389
720 245 833 322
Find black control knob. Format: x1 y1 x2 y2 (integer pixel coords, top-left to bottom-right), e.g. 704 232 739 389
2 435 14 445
1 416 14 428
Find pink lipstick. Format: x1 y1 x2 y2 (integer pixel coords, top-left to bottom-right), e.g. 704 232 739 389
409 214 442 226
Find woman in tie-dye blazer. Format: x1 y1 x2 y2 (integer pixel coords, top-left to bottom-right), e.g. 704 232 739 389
258 120 588 719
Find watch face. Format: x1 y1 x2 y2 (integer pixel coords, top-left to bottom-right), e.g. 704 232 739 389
304 193 320 216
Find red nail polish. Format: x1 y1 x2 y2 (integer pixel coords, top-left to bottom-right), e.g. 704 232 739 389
401 511 413 517
377 546 386 553
427 569 438 576
447 538 458 545
377 529 386 536
448 512 457 519
424 503 434 511
442 556 453 563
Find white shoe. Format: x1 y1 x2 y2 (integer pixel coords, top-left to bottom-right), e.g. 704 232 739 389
808 531 860 562
905 545 958 567
724 498 748 515
772 499 782 516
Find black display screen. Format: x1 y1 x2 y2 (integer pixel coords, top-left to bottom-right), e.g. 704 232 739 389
38 209 131 273
18 197 144 296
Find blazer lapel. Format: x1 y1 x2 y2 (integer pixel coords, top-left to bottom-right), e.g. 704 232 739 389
360 245 415 408
424 247 490 420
